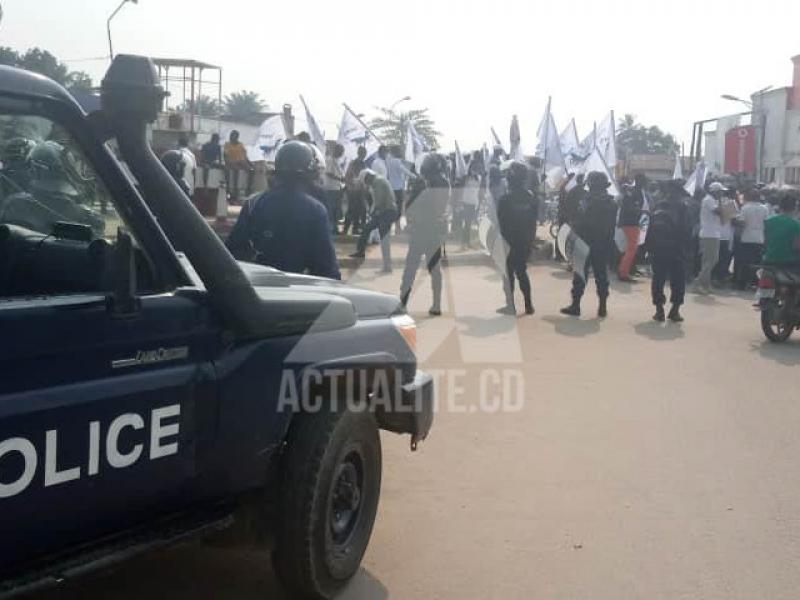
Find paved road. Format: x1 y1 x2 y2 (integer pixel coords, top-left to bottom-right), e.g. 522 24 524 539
31 250 800 600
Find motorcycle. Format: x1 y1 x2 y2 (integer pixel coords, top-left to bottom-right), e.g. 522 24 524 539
756 264 800 342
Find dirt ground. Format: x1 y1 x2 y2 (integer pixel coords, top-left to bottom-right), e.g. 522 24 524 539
31 251 800 600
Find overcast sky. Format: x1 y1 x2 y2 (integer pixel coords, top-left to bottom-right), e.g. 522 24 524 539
2 0 799 152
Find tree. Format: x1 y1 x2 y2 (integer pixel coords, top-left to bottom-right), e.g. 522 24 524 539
0 46 93 90
616 113 679 156
368 107 441 150
178 95 222 117
224 90 266 121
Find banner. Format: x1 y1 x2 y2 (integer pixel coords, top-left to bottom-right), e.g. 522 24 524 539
673 153 683 180
684 161 707 196
559 119 580 157
509 115 523 160
405 121 427 164
724 125 756 175
536 99 567 187
581 147 619 196
595 111 617 167
337 104 381 162
454 140 468 179
249 114 287 162
299 95 326 153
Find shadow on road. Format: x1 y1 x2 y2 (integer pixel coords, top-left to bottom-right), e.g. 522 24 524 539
541 315 601 337
456 315 519 338
548 269 573 280
633 320 685 341
750 340 800 366
27 544 388 600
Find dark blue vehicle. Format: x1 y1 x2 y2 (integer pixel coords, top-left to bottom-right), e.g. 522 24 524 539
0 56 433 599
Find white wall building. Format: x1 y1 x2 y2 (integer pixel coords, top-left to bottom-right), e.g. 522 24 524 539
752 55 800 186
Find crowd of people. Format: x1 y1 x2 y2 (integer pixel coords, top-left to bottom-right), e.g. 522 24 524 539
162 133 800 325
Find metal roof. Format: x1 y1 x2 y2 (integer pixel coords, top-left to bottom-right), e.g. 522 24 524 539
152 58 220 70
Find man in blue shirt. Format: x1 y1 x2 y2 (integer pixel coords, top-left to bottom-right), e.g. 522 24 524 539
226 141 341 280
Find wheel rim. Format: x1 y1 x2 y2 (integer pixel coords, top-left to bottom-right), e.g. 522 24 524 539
328 450 365 547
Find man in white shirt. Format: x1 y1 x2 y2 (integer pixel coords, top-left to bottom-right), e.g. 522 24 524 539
324 142 346 233
693 181 725 294
734 189 770 288
371 145 389 177
386 145 416 229
712 191 738 283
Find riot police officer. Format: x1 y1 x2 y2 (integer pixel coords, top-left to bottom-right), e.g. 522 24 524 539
496 160 538 315
226 141 341 280
400 153 450 316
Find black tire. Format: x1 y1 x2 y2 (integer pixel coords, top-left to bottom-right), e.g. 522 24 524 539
761 299 794 343
274 408 382 599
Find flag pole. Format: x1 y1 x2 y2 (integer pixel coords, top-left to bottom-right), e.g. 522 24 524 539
541 96 551 181
343 102 384 145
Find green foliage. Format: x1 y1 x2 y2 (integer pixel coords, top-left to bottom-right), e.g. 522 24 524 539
0 46 93 90
617 113 679 156
224 90 266 121
368 107 441 150
178 94 222 116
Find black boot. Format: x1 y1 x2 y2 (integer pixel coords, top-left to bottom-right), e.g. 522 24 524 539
653 304 665 322
598 297 608 318
400 289 411 308
560 300 581 317
668 304 684 322
524 297 535 315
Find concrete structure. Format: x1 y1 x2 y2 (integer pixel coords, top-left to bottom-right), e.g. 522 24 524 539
751 55 800 186
621 154 690 181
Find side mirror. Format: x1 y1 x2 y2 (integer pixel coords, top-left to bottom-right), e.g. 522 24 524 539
111 227 140 317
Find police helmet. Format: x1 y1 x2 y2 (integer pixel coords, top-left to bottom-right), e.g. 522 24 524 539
2 137 36 165
274 140 316 181
419 152 448 180
28 141 83 195
503 160 528 188
586 170 611 190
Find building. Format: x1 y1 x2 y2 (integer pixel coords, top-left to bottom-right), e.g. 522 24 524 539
752 55 800 186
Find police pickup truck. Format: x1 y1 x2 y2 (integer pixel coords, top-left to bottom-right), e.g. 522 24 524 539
0 55 433 599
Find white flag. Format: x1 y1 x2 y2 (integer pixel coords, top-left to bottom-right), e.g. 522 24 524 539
337 105 381 162
454 140 468 179
582 147 619 196
559 119 580 157
535 98 567 186
509 115 523 161
490 127 505 152
405 120 427 164
595 111 617 167
673 153 683 180
684 161 707 196
249 114 287 162
482 143 491 171
299 95 326 153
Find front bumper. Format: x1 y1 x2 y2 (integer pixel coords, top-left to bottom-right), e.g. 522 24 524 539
375 369 434 451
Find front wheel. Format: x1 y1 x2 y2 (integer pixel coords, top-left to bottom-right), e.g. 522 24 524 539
274 407 382 599
761 298 794 343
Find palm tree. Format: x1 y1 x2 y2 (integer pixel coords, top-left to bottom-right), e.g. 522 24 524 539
368 107 441 150
178 95 222 117
224 90 266 121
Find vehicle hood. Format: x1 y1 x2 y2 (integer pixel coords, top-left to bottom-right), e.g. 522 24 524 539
238 261 403 319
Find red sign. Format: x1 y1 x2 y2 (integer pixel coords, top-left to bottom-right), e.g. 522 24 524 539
724 125 756 174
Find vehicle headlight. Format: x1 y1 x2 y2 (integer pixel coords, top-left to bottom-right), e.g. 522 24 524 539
391 314 417 354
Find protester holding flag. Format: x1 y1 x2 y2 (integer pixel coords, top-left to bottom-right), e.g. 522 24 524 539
496 161 538 316
560 171 618 318
342 146 369 235
400 153 450 316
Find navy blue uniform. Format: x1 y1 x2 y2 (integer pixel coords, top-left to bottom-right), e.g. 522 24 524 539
226 184 341 280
